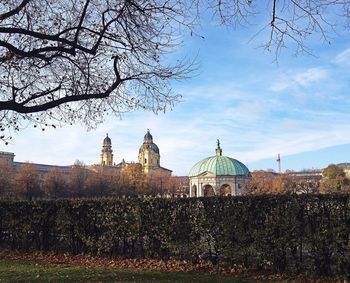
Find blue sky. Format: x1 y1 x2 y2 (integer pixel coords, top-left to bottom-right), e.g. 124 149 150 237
2 8 350 176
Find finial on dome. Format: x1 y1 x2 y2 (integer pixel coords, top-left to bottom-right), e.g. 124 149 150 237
215 139 222 156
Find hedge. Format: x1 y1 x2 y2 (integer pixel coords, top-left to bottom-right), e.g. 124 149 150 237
1 194 350 276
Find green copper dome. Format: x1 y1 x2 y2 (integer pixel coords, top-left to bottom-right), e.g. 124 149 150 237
189 140 250 177
189 155 250 177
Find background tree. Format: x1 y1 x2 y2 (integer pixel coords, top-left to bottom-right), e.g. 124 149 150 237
323 164 346 180
122 163 147 196
85 170 113 198
108 170 130 197
1 1 350 143
244 170 320 195
67 160 88 197
0 164 14 197
14 162 42 200
43 166 67 199
163 176 184 195
146 171 170 195
320 164 350 193
278 174 320 194
243 171 278 195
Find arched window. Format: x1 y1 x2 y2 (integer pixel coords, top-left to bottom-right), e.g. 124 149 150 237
203 185 215 197
219 184 232 196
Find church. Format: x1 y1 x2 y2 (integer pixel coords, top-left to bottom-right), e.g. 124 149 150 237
0 130 172 178
99 130 172 176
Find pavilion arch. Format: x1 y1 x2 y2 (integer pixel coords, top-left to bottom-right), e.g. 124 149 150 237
219 184 232 196
203 184 215 197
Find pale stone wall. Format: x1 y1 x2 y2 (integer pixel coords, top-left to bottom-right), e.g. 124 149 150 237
100 151 113 166
189 174 250 197
138 148 160 174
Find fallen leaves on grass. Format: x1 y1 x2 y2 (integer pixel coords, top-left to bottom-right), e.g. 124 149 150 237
0 249 213 273
0 249 344 282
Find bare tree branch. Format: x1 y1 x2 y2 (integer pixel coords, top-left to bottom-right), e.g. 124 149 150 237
0 0 30 21
0 0 349 143
0 0 195 142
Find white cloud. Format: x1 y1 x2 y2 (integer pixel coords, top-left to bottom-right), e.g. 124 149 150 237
2 57 349 176
234 119 350 167
295 68 328 86
270 67 328 92
334 48 350 65
4 95 350 176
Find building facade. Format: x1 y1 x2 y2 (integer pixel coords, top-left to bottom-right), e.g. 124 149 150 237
0 151 15 167
0 150 73 176
0 130 172 178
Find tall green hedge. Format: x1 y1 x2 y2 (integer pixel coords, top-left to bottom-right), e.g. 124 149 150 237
1 194 350 276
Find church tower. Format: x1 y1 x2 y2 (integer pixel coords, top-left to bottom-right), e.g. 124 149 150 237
100 134 113 166
138 130 160 174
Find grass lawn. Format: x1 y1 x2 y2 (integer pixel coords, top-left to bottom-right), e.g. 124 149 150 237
0 259 276 283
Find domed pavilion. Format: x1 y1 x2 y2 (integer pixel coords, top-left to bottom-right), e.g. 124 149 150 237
189 140 251 197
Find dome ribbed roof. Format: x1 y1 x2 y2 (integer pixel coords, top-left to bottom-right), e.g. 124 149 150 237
139 143 159 154
189 155 250 177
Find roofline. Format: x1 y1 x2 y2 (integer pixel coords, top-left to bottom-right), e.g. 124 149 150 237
159 166 172 172
0 151 15 156
189 170 250 178
13 161 72 169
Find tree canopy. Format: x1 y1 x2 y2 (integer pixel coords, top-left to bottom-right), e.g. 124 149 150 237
320 164 350 193
0 0 195 143
1 0 349 143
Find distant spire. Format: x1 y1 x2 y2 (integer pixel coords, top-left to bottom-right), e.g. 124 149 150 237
215 139 222 156
277 153 281 173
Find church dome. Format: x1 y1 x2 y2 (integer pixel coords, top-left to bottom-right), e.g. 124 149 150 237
139 130 159 154
139 143 159 154
189 155 250 177
189 141 250 177
103 134 111 145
